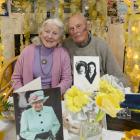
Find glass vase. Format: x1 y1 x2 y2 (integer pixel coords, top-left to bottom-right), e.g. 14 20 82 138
80 120 102 140
79 109 102 140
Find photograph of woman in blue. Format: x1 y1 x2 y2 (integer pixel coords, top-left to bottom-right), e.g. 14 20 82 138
20 90 60 140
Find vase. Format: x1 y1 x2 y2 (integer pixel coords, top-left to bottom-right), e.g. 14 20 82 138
79 110 102 140
80 120 102 140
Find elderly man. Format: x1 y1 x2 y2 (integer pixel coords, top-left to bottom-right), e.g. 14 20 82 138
63 13 128 86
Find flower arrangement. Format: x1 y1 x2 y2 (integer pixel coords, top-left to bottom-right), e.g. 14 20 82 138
64 77 126 140
64 79 125 122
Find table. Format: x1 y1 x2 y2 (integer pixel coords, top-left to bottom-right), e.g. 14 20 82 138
0 101 124 140
63 127 123 140
0 120 123 140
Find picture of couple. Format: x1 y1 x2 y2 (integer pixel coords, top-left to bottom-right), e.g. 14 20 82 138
74 56 100 93
76 61 96 84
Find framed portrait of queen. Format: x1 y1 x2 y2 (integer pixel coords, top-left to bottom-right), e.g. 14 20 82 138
74 56 100 93
13 88 64 140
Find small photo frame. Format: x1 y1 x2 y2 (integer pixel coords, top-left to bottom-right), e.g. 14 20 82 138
74 56 100 93
107 0 118 17
10 0 35 13
13 87 63 140
0 0 8 16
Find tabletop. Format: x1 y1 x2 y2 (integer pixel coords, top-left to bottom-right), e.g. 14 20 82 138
0 120 123 140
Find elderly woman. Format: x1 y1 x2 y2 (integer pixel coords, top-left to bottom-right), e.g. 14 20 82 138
20 90 60 140
12 18 72 94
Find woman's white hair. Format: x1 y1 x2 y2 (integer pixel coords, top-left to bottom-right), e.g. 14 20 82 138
32 18 64 45
39 18 64 36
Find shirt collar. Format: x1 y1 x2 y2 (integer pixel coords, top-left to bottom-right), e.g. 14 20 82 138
76 32 91 48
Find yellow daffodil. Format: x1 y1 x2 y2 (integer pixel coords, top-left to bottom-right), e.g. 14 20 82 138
64 86 90 113
95 80 125 118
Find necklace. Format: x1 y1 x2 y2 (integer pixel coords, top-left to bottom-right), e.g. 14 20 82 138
40 46 53 75
41 59 47 64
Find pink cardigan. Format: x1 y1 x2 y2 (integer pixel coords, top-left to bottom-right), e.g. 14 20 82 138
12 44 72 94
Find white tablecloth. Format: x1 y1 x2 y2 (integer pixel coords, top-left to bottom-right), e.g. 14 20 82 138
0 120 123 140
102 129 123 140
63 128 123 140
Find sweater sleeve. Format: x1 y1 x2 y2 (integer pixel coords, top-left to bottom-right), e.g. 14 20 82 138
11 45 34 90
56 48 72 94
11 52 24 90
101 41 129 87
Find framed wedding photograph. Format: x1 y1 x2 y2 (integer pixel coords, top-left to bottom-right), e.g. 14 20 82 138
73 56 100 93
13 87 64 140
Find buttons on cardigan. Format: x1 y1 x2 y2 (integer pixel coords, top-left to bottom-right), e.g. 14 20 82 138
41 129 44 131
39 114 41 117
40 121 43 124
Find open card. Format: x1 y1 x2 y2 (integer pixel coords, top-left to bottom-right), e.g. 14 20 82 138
14 77 42 93
13 88 64 140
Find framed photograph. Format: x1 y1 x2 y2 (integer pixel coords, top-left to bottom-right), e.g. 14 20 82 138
13 87 64 140
10 0 36 13
133 0 140 14
74 56 100 93
0 0 8 16
107 0 117 17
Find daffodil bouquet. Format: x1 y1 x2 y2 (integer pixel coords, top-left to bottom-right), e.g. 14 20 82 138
64 79 125 140
95 80 125 122
64 78 125 123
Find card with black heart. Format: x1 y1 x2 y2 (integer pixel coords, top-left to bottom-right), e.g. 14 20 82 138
74 56 100 93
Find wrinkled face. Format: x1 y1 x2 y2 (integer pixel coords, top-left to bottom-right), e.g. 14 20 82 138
40 23 61 48
31 100 43 112
68 15 89 45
